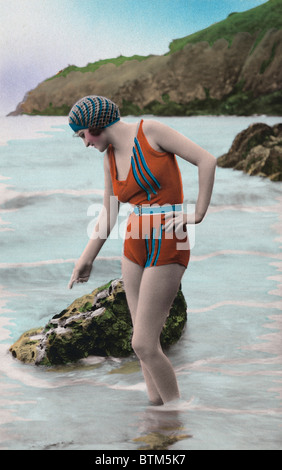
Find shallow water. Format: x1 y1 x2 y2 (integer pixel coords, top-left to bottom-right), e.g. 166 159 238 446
0 114 281 450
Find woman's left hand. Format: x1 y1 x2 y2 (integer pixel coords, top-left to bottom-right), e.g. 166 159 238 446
163 212 202 234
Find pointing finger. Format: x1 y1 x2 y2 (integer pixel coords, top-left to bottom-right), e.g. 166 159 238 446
68 272 77 289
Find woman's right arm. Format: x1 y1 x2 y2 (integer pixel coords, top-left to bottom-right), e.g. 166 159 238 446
68 153 119 289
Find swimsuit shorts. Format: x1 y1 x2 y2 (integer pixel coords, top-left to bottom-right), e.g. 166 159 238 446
123 212 190 268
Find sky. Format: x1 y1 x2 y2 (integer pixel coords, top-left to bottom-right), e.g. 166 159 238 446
0 0 268 115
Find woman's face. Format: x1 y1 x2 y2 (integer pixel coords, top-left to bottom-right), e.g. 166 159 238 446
77 128 108 152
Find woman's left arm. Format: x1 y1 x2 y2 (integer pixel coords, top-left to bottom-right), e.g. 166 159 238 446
147 121 217 224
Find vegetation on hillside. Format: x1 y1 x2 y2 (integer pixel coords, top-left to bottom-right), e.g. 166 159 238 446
21 0 282 117
119 90 282 118
47 1 282 82
168 0 282 53
46 55 151 81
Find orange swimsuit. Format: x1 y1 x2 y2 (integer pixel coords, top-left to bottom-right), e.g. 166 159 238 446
108 120 190 268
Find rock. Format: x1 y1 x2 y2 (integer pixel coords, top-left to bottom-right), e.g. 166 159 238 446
9 278 188 366
217 123 282 181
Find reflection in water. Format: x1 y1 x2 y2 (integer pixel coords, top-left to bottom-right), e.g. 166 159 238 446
134 407 192 450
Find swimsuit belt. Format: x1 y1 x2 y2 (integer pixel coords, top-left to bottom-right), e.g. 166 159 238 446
133 204 183 216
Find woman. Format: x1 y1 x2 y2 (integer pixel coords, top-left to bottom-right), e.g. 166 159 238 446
68 95 216 407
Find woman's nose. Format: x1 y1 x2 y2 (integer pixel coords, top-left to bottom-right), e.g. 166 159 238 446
84 138 90 147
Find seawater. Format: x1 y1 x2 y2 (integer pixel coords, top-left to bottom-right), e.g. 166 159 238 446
0 114 281 450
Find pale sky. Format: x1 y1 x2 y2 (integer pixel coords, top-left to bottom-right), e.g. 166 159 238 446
0 0 267 115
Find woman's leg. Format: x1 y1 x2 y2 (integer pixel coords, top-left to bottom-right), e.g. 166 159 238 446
132 263 186 404
122 256 163 405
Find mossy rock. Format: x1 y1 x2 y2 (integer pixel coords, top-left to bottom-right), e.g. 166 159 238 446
9 278 187 366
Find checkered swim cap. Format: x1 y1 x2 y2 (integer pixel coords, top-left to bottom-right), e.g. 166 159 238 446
68 95 120 132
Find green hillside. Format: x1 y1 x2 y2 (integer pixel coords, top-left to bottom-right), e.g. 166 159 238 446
47 0 281 82
168 0 282 53
15 0 282 117
46 54 150 81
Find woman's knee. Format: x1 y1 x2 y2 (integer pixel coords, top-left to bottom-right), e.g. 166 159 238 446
131 333 158 362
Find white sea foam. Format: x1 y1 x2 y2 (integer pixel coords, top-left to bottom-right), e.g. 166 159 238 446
0 185 104 206
0 115 66 146
0 256 122 269
107 382 147 392
191 250 282 262
148 397 197 412
188 299 282 313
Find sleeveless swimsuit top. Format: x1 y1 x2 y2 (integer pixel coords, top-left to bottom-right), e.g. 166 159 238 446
108 119 184 207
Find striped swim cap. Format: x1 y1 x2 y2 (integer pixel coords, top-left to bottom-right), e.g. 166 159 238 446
68 95 120 132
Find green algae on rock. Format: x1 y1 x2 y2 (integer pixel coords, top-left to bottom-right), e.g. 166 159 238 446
9 278 187 367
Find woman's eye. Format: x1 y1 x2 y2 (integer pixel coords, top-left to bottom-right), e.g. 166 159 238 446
79 133 85 139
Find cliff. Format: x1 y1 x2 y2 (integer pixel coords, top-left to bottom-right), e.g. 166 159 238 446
10 0 282 117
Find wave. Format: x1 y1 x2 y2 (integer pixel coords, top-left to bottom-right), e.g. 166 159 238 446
0 218 13 232
188 403 282 416
0 115 66 147
176 356 282 374
1 247 280 271
208 203 282 214
0 185 104 209
0 256 122 270
106 382 147 392
0 227 13 233
188 299 282 313
0 248 280 270
191 250 282 262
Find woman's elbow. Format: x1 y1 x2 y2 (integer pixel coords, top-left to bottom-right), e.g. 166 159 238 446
207 153 217 168
210 156 217 176
198 154 217 173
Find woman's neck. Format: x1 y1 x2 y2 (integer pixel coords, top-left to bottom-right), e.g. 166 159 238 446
106 120 139 152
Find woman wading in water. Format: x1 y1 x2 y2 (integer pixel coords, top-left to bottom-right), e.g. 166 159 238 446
68 96 216 407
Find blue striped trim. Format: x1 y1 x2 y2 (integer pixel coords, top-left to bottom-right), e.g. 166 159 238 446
71 110 83 127
69 122 85 132
75 105 86 127
103 117 120 128
105 99 109 122
145 235 150 267
83 101 90 126
87 98 96 127
145 228 157 267
109 103 114 124
131 157 151 201
69 116 78 126
134 138 161 189
133 148 157 196
96 97 103 127
133 204 182 216
153 224 163 266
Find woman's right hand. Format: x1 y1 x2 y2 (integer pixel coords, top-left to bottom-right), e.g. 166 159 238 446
68 258 93 289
